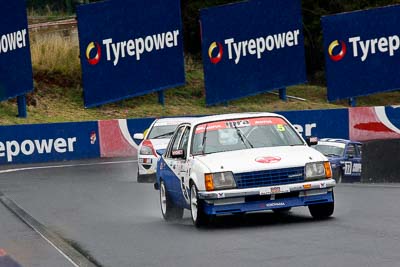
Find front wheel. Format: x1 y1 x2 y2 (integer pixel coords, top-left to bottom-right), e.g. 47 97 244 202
308 202 334 219
333 169 343 184
190 183 209 227
160 180 183 221
336 171 343 184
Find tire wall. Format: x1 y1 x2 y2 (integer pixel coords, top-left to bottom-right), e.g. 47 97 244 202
361 139 400 183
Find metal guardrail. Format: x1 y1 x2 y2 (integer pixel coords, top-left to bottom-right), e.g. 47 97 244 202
29 18 77 30
28 0 90 13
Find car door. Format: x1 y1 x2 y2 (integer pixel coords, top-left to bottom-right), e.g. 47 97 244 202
161 125 186 204
343 143 361 180
352 143 362 178
175 126 192 207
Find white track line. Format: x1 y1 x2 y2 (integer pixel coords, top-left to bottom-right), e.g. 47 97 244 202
0 194 97 267
30 229 80 267
0 159 138 174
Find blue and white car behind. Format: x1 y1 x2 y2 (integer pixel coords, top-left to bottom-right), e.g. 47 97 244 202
155 113 336 227
134 117 195 183
313 138 362 183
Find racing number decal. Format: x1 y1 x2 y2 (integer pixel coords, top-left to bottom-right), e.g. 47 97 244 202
276 124 285 132
344 161 352 175
344 162 361 175
352 163 362 173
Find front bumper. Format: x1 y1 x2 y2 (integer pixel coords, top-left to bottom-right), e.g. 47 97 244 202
137 173 156 183
198 179 336 200
137 155 158 176
198 179 336 215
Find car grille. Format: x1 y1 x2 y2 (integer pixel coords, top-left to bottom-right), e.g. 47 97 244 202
234 167 304 189
245 192 299 202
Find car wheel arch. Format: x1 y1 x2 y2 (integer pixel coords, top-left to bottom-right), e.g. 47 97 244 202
156 176 163 189
189 171 204 191
189 178 196 190
188 171 197 183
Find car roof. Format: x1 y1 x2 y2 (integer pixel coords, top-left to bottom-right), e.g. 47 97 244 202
153 117 198 126
185 112 286 127
318 138 362 145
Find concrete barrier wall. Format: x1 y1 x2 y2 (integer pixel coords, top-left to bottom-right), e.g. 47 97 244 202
0 106 399 165
0 121 99 164
98 120 138 158
361 139 400 183
349 106 400 141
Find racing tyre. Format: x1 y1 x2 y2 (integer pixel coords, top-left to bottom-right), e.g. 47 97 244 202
190 183 209 227
160 180 184 221
308 202 334 219
137 170 144 183
336 171 343 184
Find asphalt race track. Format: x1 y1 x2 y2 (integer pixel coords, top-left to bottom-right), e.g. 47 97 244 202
1 159 400 267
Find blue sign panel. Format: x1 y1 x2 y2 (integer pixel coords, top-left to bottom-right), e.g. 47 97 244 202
0 0 33 101
0 122 100 164
200 0 306 106
322 5 400 101
278 108 349 139
384 106 400 131
77 0 185 107
127 118 155 145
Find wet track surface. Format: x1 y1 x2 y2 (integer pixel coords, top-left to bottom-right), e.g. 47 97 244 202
0 198 71 267
1 159 400 267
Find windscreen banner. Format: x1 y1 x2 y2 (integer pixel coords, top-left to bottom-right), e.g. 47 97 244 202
322 5 400 101
0 122 100 164
0 0 33 101
200 0 306 106
77 0 185 107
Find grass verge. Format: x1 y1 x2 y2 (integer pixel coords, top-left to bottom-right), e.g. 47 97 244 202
0 31 399 125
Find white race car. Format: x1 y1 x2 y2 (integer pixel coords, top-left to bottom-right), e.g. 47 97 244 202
134 117 196 182
155 112 336 227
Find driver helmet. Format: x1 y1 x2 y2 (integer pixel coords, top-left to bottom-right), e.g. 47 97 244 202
218 129 238 145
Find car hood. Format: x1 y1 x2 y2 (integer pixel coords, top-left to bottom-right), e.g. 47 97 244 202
194 146 327 173
148 138 170 150
325 156 343 161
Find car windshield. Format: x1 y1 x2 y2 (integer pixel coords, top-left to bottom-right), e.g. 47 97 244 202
147 124 180 139
192 117 304 155
313 144 344 157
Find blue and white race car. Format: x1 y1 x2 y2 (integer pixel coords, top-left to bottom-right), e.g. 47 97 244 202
313 138 362 183
154 113 336 227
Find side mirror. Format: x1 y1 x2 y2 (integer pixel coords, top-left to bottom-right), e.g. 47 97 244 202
133 133 144 140
171 149 185 159
156 149 166 156
306 137 318 146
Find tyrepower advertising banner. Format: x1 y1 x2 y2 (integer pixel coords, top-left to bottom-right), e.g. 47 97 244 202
77 0 185 107
322 5 400 101
0 0 33 102
200 0 306 106
0 122 100 164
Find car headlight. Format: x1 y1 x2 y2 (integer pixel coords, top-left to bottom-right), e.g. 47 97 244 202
305 161 332 180
205 172 236 191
